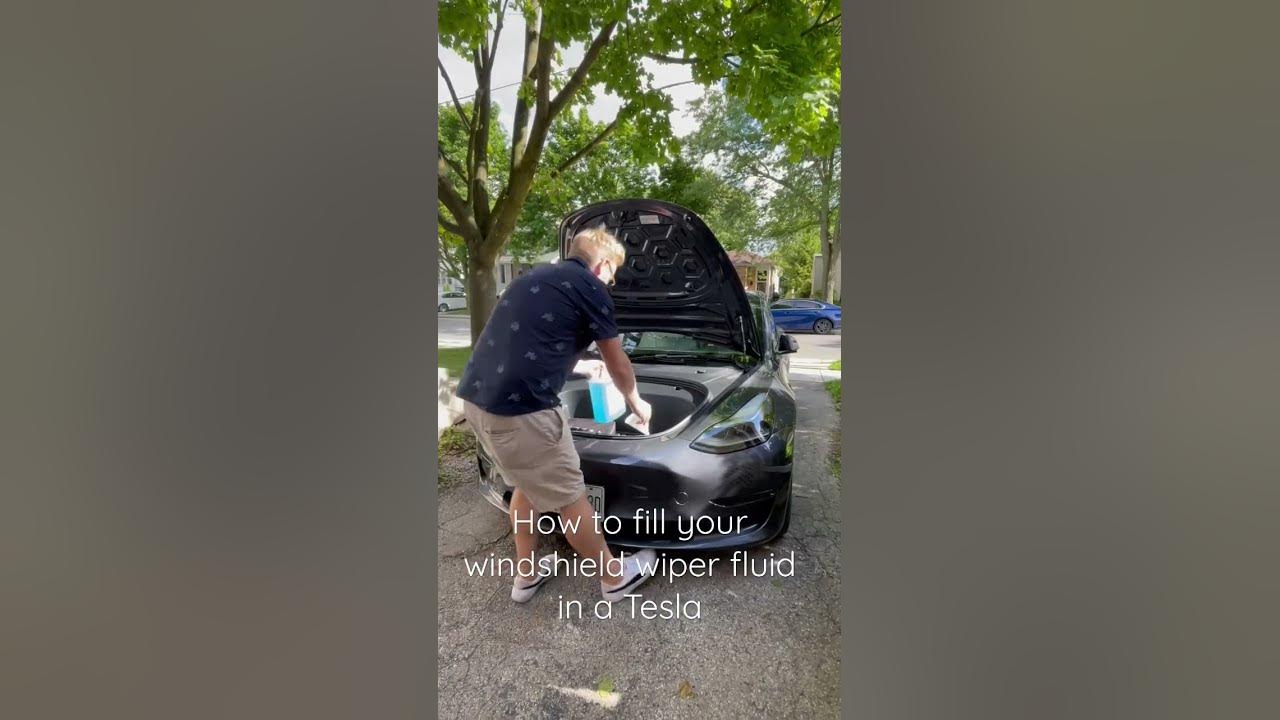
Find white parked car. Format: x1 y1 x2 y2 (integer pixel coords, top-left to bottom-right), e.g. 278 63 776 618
437 291 467 312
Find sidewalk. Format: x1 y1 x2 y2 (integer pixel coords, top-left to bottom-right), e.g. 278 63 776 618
788 357 842 382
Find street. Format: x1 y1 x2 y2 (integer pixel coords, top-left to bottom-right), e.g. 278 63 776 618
436 317 843 718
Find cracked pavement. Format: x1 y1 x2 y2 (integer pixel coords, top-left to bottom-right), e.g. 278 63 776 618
437 375 842 719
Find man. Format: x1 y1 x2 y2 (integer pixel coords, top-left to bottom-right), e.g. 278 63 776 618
457 227 658 603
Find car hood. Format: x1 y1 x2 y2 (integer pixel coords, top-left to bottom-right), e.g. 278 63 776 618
559 199 755 353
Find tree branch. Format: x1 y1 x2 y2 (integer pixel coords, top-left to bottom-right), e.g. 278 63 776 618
509 8 539 176
487 0 507 70
644 52 698 65
438 216 462 236
644 52 741 70
548 20 617 118
808 0 833 32
550 113 623 178
533 24 554 122
437 166 479 245
495 4 548 233
801 13 841 36
766 215 820 236
437 60 471 130
439 148 467 184
748 164 802 194
469 47 492 233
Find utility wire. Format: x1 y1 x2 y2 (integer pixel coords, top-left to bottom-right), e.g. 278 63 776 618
437 67 574 106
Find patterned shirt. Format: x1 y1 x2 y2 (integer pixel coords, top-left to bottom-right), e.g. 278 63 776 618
456 256 619 415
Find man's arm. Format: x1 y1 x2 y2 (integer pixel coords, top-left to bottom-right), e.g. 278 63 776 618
597 337 651 424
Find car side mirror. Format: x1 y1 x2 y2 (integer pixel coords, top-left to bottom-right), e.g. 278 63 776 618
778 334 800 354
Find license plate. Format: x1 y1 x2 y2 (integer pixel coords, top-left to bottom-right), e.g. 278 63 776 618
585 484 605 517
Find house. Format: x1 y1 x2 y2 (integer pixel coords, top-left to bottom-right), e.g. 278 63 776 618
437 273 464 294
728 250 781 296
494 249 559 293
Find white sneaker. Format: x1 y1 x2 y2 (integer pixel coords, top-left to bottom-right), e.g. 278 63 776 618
600 549 659 602
511 552 558 603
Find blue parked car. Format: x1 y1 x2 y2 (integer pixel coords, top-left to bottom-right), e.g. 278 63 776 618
770 298 842 334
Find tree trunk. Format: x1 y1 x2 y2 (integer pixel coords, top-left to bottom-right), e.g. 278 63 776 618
466 249 498 342
828 236 841 304
817 203 832 301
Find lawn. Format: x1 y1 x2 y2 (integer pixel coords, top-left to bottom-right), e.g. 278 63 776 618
824 379 841 408
438 346 473 377
828 359 841 371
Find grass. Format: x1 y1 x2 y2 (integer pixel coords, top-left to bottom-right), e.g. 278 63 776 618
438 346 473 377
824 379 842 476
438 425 476 458
828 359 841 371
437 425 476 488
824 379 841 408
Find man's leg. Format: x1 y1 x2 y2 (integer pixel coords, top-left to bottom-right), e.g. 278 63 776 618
557 494 626 587
509 488 539 582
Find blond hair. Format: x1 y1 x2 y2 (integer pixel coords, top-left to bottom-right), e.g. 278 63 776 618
569 226 625 267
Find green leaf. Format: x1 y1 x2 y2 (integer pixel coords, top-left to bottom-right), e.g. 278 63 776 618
597 676 615 695
439 0 841 336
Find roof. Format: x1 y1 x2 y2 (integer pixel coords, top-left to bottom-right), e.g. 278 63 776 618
727 250 776 268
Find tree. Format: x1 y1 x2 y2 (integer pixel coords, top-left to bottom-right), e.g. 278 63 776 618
439 0 842 340
762 147 840 301
649 155 762 251
507 108 655 261
439 0 682 340
772 227 820 298
439 228 468 288
438 102 508 288
686 88 840 301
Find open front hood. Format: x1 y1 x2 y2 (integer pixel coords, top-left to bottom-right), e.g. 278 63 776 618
559 199 755 353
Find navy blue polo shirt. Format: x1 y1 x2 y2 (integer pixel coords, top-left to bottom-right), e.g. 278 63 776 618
456 256 619 415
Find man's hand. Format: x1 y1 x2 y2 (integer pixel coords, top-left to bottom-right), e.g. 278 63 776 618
597 337 648 422
627 396 652 426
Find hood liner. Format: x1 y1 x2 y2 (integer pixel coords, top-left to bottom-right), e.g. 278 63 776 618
559 199 755 353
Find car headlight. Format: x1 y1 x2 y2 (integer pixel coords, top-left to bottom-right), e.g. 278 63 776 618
691 393 775 453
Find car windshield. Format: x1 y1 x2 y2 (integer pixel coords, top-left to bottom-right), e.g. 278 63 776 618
622 330 742 356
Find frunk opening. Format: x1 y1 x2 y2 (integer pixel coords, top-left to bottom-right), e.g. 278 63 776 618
560 377 707 436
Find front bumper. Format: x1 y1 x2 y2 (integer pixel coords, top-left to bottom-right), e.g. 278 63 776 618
476 430 793 550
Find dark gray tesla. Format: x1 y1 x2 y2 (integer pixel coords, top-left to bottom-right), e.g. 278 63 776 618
475 199 801 550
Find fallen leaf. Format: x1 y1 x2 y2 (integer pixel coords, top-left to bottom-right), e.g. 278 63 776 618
597 676 615 696
771 579 783 588
677 680 695 699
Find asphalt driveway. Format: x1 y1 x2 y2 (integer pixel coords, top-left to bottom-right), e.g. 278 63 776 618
436 375 842 719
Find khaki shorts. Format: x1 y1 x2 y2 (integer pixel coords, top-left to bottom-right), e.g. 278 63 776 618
462 401 585 513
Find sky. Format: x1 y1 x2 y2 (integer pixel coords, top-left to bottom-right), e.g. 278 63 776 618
437 12 704 141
